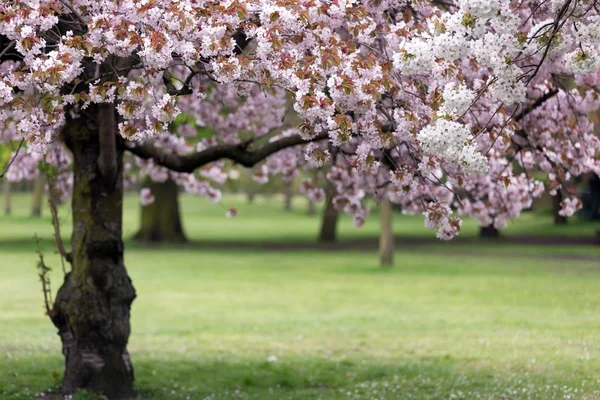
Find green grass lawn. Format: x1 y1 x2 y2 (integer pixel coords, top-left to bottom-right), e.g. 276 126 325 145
1 193 600 399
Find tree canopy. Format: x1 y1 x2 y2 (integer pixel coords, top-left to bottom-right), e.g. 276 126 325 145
1 0 600 240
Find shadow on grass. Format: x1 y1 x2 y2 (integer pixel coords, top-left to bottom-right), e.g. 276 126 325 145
2 234 599 266
2 353 598 400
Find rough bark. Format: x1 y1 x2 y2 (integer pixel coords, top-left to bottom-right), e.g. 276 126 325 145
3 179 11 215
50 108 136 399
133 178 187 243
379 198 394 267
319 180 338 243
283 180 293 212
479 224 500 238
31 175 45 217
552 192 567 225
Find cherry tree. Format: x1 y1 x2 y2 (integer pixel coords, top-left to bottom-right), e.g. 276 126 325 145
2 0 600 398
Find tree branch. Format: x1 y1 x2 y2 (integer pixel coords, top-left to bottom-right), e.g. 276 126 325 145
163 71 195 96
0 138 25 179
0 39 15 60
126 132 328 173
58 0 86 28
163 30 250 96
0 35 21 62
514 88 559 122
509 88 561 152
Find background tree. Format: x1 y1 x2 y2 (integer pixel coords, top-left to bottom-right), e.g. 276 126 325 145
480 224 501 238
306 170 319 216
3 179 10 216
580 173 600 220
30 175 45 217
379 196 394 267
317 151 340 243
283 179 294 212
319 179 339 243
134 177 187 243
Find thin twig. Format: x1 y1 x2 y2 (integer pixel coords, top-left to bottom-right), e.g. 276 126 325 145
0 138 25 179
43 158 70 274
59 0 86 28
34 234 53 316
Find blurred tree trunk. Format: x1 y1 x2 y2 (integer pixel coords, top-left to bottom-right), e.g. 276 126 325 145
247 189 256 204
3 180 11 215
307 170 318 216
319 179 338 243
283 180 293 212
31 175 45 217
307 198 316 215
590 174 600 220
552 192 567 225
379 197 394 267
134 178 187 243
479 224 500 238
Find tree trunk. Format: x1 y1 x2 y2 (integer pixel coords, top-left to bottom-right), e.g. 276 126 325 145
283 180 293 212
50 109 136 399
552 192 567 225
31 175 45 217
319 180 338 243
379 197 394 267
479 224 500 238
307 170 318 216
307 198 316 216
133 178 187 243
3 180 11 215
590 175 600 220
247 189 256 204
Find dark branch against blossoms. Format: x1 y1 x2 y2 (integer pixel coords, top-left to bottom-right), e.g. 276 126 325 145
126 131 329 173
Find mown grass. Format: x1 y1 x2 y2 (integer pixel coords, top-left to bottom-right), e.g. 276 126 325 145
1 193 600 399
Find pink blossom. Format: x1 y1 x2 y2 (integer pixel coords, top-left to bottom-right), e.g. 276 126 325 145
139 188 155 206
